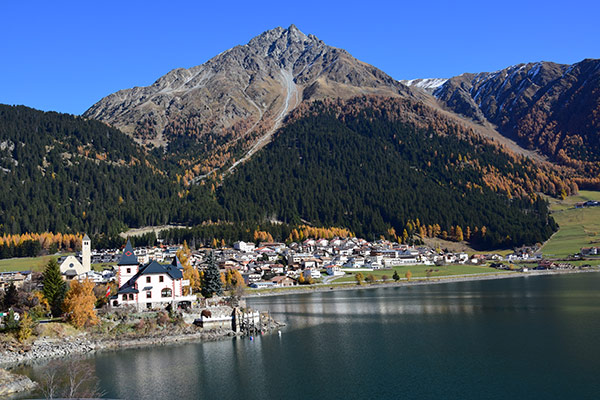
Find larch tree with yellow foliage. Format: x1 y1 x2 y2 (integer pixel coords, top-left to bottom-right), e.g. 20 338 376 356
63 279 98 329
177 241 201 295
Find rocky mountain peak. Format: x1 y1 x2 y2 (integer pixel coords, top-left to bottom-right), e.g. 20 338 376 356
83 25 411 178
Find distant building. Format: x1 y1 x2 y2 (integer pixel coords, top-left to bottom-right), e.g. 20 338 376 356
234 241 256 252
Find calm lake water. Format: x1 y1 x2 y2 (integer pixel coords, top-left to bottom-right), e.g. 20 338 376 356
18 273 600 399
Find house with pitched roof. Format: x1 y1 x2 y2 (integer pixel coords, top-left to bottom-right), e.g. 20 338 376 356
112 240 196 310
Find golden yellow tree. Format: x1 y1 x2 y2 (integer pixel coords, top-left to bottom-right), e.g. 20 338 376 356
405 270 412 281
17 312 34 343
63 279 98 329
177 242 200 295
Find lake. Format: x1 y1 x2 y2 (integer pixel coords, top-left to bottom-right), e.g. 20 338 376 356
17 272 600 399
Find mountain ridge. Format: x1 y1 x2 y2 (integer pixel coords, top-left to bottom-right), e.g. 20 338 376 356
406 58 600 181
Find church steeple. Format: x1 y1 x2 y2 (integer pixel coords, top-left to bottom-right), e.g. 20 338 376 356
82 233 91 273
118 239 138 266
117 239 139 289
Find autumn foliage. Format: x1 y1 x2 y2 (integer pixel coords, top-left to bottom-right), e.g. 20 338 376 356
63 279 98 329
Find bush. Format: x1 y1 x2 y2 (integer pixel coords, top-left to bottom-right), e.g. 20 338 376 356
157 311 170 326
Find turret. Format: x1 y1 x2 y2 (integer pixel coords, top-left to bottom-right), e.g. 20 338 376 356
117 239 139 287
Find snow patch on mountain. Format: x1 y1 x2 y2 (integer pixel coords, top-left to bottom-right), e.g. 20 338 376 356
401 78 448 93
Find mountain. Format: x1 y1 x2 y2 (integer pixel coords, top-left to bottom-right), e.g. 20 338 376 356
84 25 413 178
427 59 600 182
3 27 582 248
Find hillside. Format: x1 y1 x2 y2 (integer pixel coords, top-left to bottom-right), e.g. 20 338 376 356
0 105 204 234
426 59 600 183
218 98 558 249
0 101 562 250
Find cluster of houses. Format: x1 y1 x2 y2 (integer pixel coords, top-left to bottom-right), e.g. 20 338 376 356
46 237 551 292
182 238 508 288
4 234 599 311
575 200 600 208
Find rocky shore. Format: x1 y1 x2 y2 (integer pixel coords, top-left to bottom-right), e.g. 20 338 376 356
0 308 282 369
0 368 37 397
0 328 249 397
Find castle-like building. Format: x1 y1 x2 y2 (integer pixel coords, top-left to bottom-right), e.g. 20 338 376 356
111 240 196 310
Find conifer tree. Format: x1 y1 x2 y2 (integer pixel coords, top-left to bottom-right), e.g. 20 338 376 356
2 281 18 310
42 259 66 317
201 251 223 298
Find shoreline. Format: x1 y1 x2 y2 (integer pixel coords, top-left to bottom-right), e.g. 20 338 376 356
1 268 596 371
245 268 600 299
0 329 242 370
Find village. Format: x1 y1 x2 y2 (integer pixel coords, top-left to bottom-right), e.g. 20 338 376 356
1 235 597 298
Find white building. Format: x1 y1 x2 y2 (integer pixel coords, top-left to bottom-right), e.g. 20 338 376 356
112 240 195 310
234 241 256 252
59 234 91 279
325 265 345 276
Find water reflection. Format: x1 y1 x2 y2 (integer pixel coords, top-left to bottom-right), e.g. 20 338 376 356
14 272 600 400
249 279 566 330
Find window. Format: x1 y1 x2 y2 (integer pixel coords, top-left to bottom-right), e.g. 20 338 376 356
126 268 131 274
146 291 152 298
122 294 127 301
159 276 164 283
146 276 151 283
129 293 134 300
161 288 172 298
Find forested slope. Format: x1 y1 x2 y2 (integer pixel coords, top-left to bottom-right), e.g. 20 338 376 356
0 105 185 234
219 100 558 248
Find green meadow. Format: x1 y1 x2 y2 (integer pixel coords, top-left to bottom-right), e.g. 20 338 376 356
332 263 508 283
542 191 600 258
0 255 60 273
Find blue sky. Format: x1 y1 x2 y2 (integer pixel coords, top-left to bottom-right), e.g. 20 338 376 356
1 0 598 115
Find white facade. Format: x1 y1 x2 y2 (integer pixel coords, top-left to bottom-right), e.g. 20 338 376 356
326 265 345 276
118 272 186 308
113 241 195 309
60 234 92 279
60 255 87 278
234 241 256 252
81 234 91 272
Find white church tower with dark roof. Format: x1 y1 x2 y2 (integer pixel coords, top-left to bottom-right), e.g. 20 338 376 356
82 234 91 273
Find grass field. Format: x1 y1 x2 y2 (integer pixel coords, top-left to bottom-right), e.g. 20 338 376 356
332 264 506 283
542 191 600 258
0 255 60 272
0 254 114 273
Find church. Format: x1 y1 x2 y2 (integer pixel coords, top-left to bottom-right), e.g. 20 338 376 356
59 234 91 279
112 240 196 310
